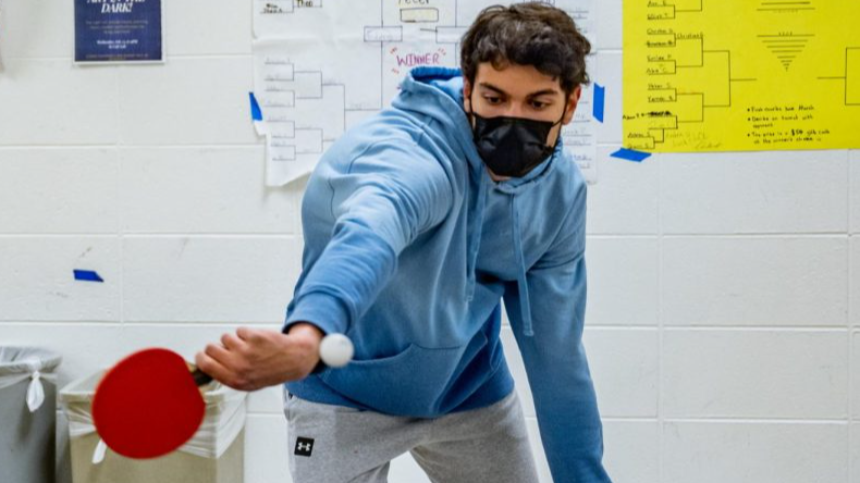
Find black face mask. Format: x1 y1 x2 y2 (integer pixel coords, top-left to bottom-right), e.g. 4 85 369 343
468 96 567 178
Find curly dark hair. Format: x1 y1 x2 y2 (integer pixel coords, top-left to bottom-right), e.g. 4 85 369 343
460 3 591 95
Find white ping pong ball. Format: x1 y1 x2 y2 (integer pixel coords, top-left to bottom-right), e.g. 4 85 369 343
319 334 354 368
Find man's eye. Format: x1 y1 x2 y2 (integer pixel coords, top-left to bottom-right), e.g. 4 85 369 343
484 96 503 105
530 100 548 109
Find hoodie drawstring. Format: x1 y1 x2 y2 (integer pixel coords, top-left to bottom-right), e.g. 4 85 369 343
466 171 488 301
511 193 534 337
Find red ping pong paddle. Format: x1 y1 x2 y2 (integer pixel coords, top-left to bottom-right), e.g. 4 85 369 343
92 348 214 459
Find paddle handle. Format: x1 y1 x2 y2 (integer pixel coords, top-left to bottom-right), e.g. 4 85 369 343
191 368 213 386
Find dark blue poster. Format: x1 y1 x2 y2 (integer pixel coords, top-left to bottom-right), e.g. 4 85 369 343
74 0 162 63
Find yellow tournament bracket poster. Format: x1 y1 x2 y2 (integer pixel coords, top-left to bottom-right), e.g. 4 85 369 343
623 0 860 152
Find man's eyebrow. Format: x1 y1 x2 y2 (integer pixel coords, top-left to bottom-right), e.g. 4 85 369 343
478 82 508 96
526 88 561 98
477 83 560 98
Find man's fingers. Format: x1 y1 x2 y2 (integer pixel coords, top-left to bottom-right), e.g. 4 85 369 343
205 342 235 365
235 327 259 342
221 332 246 351
195 351 232 385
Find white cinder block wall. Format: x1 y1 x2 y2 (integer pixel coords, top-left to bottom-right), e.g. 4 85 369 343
0 1 855 482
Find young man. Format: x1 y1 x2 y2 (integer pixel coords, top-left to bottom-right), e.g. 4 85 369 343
197 3 612 482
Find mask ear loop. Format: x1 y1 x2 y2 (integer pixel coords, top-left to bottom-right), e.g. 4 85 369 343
465 87 482 142
465 86 477 122
546 101 570 148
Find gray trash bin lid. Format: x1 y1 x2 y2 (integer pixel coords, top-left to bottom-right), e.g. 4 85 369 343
0 347 62 375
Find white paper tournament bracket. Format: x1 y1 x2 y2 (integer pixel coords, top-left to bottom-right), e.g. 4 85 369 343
252 0 598 186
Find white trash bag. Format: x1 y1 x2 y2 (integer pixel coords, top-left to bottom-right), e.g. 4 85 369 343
0 347 62 413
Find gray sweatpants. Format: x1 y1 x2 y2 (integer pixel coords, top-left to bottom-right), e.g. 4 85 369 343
284 390 539 483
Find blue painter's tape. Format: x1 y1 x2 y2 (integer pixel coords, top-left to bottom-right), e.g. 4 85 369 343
74 270 104 283
593 83 605 123
249 92 263 121
611 148 652 163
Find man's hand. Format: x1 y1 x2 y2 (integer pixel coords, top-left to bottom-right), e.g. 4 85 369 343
195 323 324 392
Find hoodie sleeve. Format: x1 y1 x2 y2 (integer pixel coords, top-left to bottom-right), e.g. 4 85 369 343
503 184 613 483
284 143 454 337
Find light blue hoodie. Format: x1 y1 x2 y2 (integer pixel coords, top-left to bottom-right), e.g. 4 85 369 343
284 66 611 482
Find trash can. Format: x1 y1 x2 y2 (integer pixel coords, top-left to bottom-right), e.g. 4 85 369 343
0 346 63 483
60 370 246 483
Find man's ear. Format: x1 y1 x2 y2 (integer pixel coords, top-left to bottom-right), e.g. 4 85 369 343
562 85 582 125
463 78 473 112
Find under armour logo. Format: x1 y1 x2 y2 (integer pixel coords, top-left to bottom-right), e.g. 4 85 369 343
295 437 315 457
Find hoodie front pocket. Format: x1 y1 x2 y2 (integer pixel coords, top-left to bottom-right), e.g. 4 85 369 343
318 343 467 418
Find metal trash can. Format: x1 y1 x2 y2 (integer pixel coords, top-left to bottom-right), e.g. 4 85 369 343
60 370 246 483
0 347 63 483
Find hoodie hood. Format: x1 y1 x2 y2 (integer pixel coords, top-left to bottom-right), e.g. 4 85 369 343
393 66 485 179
